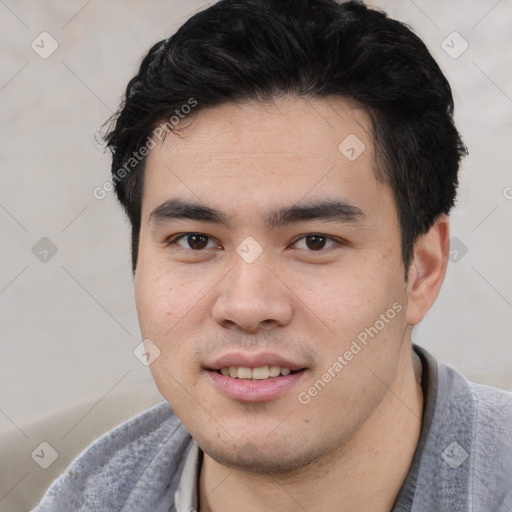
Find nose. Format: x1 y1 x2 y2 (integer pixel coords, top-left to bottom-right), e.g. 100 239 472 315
211 252 294 334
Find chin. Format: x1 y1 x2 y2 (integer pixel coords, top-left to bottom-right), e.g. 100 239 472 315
198 431 335 476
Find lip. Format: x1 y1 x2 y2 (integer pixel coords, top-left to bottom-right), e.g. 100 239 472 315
205 351 306 372
207 368 307 402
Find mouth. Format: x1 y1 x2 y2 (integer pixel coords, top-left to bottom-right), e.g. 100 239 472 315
206 366 308 402
215 365 306 380
204 352 309 401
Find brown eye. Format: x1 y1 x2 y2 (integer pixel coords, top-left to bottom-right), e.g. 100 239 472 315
169 233 216 251
292 234 338 252
305 235 327 250
186 233 209 250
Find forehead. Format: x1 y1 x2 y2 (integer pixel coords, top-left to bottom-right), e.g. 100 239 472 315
157 96 373 166
141 96 392 226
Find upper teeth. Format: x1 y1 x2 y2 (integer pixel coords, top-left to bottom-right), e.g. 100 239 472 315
219 366 292 379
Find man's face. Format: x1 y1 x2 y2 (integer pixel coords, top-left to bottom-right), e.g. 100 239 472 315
135 96 411 473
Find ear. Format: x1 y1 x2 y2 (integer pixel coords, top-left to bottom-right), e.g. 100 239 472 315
405 214 450 326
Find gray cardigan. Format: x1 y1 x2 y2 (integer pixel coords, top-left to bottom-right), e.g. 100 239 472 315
31 346 512 511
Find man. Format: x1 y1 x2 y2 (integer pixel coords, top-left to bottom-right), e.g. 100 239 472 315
32 0 512 510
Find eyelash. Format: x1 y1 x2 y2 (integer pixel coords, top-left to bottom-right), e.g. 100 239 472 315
165 233 342 252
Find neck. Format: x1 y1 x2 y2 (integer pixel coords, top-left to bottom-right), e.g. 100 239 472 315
199 345 423 512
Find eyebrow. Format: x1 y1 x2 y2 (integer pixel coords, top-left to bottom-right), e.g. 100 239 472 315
149 198 365 229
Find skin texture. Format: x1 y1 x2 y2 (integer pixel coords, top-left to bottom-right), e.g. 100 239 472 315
134 96 450 512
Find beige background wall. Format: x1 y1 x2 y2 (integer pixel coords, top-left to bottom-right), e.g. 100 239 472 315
1 0 511 433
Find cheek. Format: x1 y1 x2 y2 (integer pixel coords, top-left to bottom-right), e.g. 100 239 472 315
295 266 398 334
134 268 205 403
134 270 173 336
133 263 216 383
134 263 207 335
295 266 408 391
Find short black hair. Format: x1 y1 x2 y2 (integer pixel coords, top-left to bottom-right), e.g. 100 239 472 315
103 0 467 275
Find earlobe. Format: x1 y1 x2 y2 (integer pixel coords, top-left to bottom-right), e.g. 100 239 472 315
405 215 450 326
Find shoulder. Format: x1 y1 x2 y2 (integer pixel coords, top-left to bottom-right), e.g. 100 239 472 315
437 359 512 439
433 359 512 510
32 400 192 512
464 379 512 509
